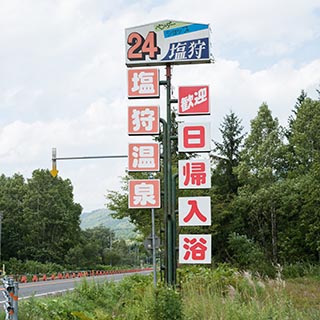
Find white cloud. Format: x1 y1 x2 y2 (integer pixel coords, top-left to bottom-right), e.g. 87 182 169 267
1 0 320 211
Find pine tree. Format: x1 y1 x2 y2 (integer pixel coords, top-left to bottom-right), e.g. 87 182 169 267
212 111 245 195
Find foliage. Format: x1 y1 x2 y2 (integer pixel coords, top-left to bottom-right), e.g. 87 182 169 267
5 258 64 275
212 110 245 196
227 233 272 275
9 266 320 320
0 170 82 265
149 284 183 320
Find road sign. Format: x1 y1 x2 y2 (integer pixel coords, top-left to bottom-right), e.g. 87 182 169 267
178 159 211 189
128 106 159 135
179 234 211 264
125 20 213 67
178 122 211 152
178 196 211 226
128 68 160 98
50 168 59 178
178 85 210 115
128 179 161 209
128 143 160 172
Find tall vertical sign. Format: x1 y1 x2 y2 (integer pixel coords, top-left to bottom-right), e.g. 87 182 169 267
178 85 212 265
126 19 213 285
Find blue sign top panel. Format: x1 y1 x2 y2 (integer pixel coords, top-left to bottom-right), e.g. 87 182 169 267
163 24 209 38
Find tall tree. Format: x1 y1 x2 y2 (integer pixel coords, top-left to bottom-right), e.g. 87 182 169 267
212 111 245 196
20 169 82 264
0 174 27 261
235 103 286 262
236 103 286 189
287 97 320 174
288 90 308 131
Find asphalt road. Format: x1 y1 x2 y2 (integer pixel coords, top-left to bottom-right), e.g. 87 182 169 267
0 270 151 304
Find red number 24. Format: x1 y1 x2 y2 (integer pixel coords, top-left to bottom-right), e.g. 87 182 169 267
127 31 161 61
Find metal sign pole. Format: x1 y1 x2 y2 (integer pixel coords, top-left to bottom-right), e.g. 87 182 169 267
164 64 176 286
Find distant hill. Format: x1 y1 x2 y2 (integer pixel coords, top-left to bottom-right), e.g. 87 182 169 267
80 209 137 240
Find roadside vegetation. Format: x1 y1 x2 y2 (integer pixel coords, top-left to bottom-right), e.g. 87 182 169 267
2 264 318 320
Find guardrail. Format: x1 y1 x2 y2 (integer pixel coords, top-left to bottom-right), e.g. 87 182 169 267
15 268 152 283
1 277 18 320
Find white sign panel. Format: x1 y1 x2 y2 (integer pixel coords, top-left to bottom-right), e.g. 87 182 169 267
179 234 211 264
179 196 211 226
178 159 211 189
178 122 211 152
125 20 213 67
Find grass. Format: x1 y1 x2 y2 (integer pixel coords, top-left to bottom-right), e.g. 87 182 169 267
1 265 319 319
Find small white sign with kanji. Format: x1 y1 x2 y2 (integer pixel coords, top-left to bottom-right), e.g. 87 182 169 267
179 234 211 264
178 122 211 152
178 159 211 189
179 196 211 226
128 179 161 209
128 143 160 172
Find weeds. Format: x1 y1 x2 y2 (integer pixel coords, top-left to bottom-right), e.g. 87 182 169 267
1 265 318 320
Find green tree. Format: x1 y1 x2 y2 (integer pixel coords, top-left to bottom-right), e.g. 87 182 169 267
20 169 82 264
208 112 245 261
236 103 286 189
234 103 287 262
0 174 27 261
287 97 320 174
212 111 245 196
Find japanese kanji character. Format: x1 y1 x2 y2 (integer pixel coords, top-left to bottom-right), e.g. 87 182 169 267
133 182 156 206
168 42 187 59
131 108 155 132
188 40 206 59
181 94 194 112
182 162 207 186
183 199 207 223
183 237 207 261
132 145 155 169
194 87 207 105
131 71 155 94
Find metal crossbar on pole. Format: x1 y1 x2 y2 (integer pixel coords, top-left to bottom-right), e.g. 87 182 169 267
50 148 128 177
55 155 128 160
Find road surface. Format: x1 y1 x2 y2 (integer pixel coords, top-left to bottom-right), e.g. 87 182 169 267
0 270 151 304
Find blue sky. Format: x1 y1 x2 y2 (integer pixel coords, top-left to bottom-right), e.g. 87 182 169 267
1 0 320 211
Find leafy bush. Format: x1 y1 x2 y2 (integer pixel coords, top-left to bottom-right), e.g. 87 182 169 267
282 262 320 279
227 233 274 275
149 284 183 320
5 258 64 275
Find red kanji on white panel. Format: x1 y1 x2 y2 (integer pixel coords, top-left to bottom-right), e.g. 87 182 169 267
128 143 160 172
128 106 159 135
179 234 211 264
178 196 211 226
178 85 210 115
178 122 211 152
128 179 161 209
178 159 211 189
128 68 159 99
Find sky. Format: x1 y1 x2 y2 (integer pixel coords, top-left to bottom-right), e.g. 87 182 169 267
1 0 320 212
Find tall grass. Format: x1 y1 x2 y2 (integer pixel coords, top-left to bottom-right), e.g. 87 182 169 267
3 265 319 320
